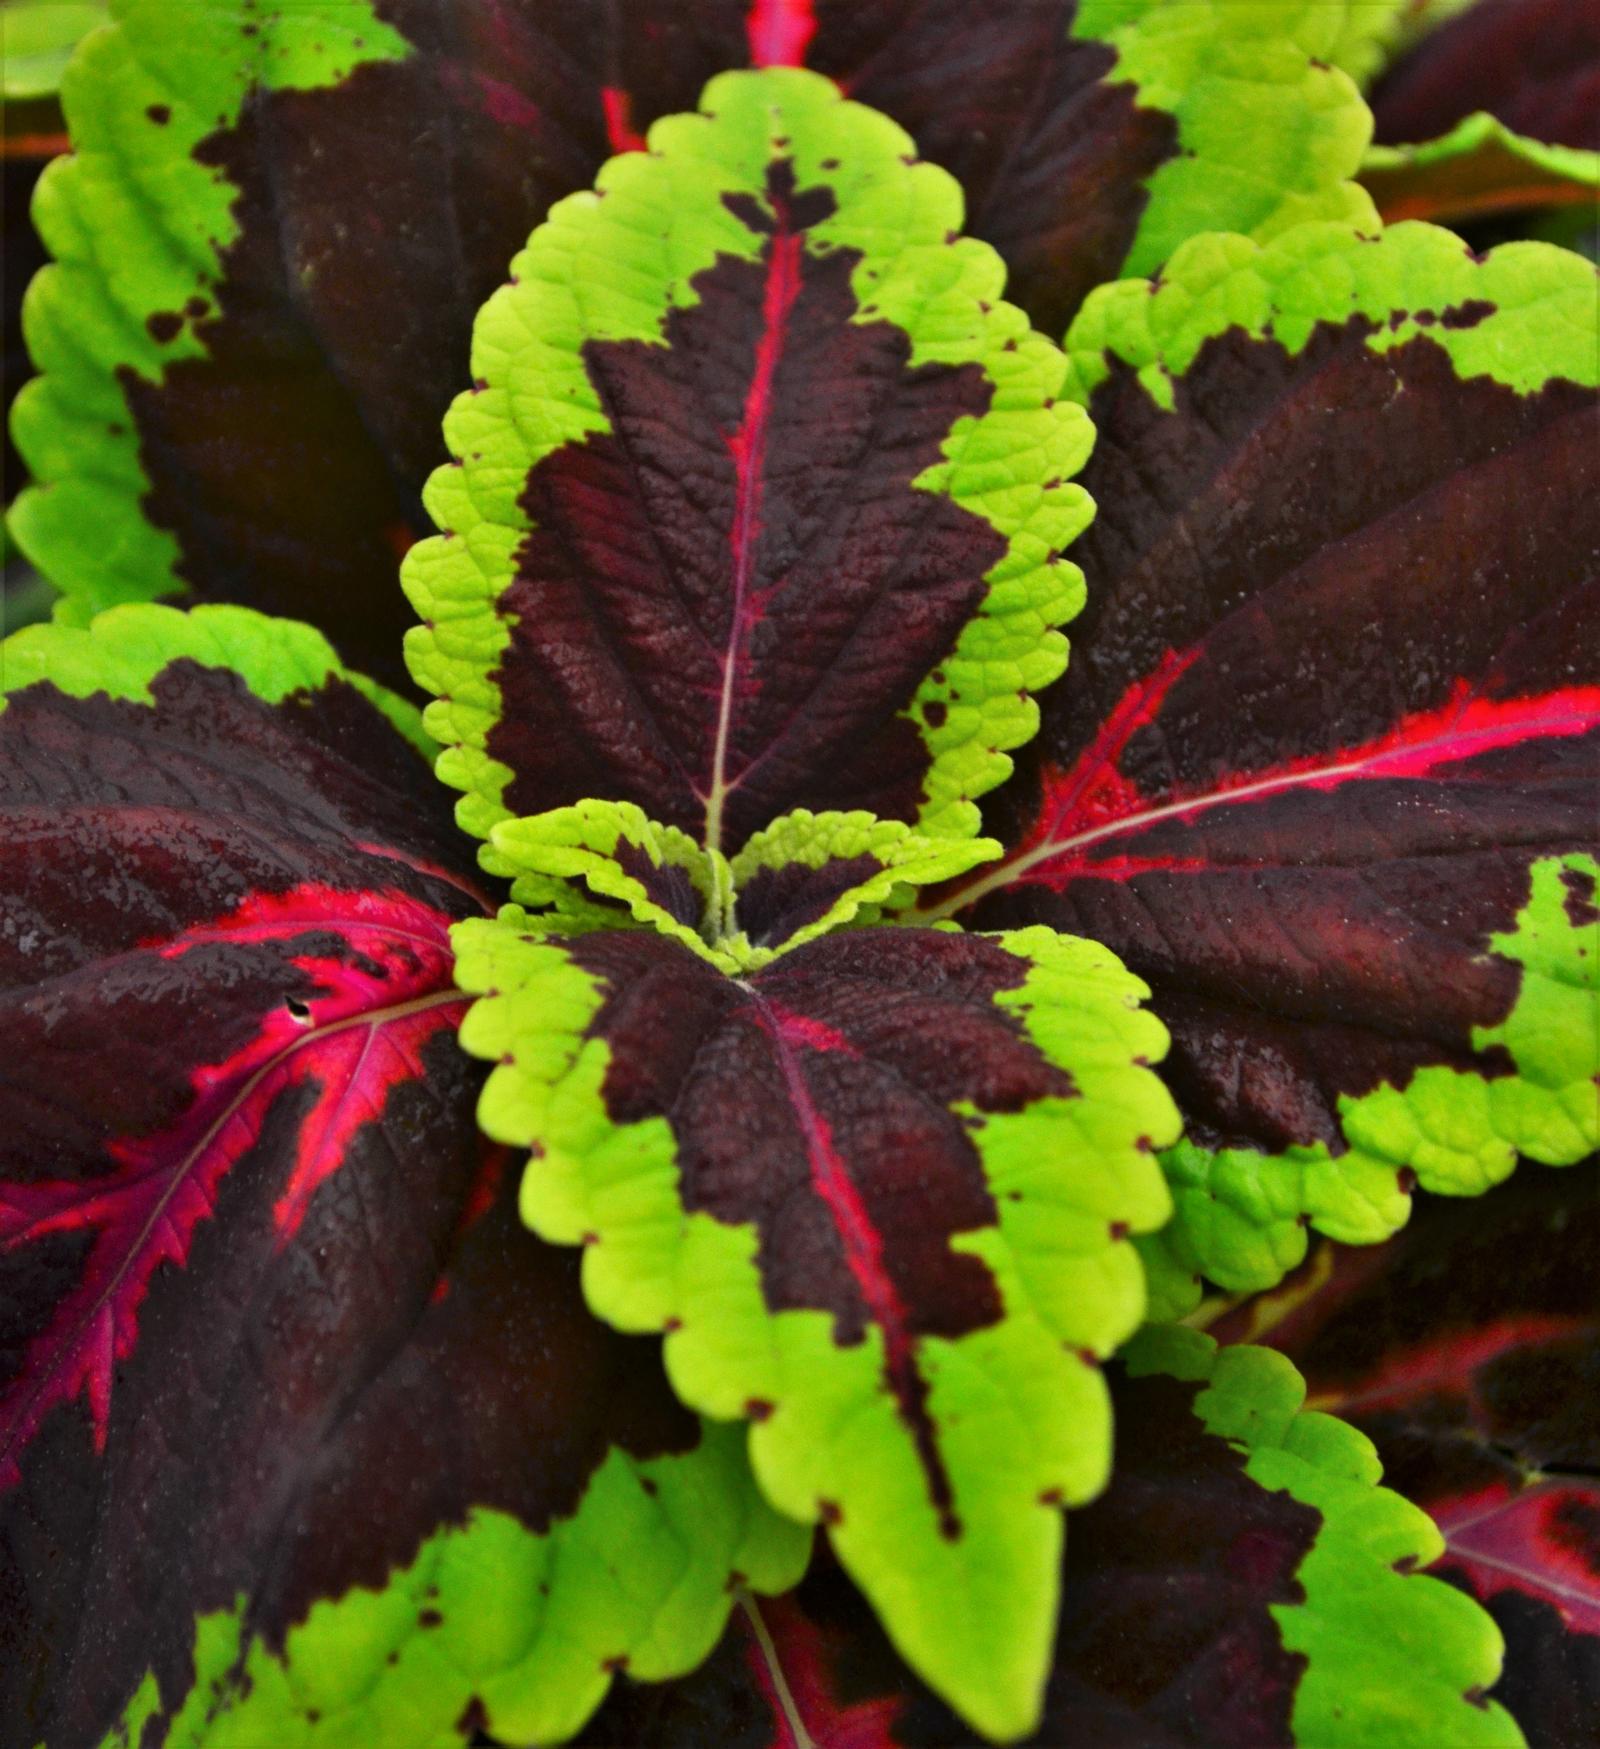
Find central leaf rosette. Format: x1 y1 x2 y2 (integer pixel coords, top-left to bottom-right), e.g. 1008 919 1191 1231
409 68 1181 1738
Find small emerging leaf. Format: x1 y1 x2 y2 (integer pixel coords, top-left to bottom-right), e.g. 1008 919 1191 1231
489 800 999 970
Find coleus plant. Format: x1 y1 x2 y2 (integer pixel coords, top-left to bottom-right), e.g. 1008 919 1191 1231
2 3 1596 1748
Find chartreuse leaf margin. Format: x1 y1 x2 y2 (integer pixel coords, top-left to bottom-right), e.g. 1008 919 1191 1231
488 800 1000 971
1062 216 1600 408
1127 1325 1519 1748
1062 221 1599 1318
1362 112 1600 227
10 0 409 622
455 914 1181 1740
1072 0 1387 265
101 1425 807 1749
1144 851 1600 1320
403 66 1091 855
0 598 426 755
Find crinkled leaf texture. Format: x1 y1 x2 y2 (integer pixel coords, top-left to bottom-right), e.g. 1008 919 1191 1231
0 605 806 1749
792 0 1383 332
583 1326 1518 1747
10 0 1374 674
1217 1160 1600 1745
487 800 1000 972
455 911 1180 1739
925 219 1600 1315
406 67 1091 864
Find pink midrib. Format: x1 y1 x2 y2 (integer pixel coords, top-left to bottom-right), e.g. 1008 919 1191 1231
704 217 805 852
754 998 958 1531
928 682 1600 916
1045 697 1600 862
746 0 816 67
0 986 465 1483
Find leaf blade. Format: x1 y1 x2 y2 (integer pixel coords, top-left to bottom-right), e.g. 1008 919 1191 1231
457 912 1179 1738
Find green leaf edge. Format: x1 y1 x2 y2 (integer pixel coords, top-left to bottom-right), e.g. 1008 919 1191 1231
1073 0 1384 276
1125 1325 1523 1748
1361 109 1600 218
1142 851 1600 1317
0 0 108 102
99 1422 809 1749
8 0 410 621
0 598 430 755
1063 216 1600 407
402 66 1092 860
453 910 1180 1741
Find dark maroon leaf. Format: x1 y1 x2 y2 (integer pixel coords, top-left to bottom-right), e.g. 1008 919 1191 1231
484 165 1004 849
1372 0 1600 153
0 610 754 1749
580 1332 1506 1748
953 233 1599 1173
1219 1162 1600 1748
798 0 1175 334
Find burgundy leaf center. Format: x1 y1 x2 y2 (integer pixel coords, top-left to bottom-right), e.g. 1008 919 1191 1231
0 885 463 1492
489 161 1003 850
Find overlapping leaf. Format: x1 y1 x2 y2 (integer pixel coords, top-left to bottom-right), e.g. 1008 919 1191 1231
927 220 1600 1309
1359 0 1600 226
793 0 1383 332
406 68 1091 858
456 912 1180 1737
1217 1162 1600 1746
1371 0 1599 148
582 1327 1518 1747
0 605 806 1749
11 0 1376 679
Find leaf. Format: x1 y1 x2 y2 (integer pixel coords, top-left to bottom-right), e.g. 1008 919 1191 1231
487 801 1000 971
455 911 1180 1739
0 603 807 1747
1363 113 1600 227
12 1 1374 683
786 0 1383 334
1215 1162 1600 1746
926 219 1600 1299
406 67 1090 860
1371 0 1600 155
1360 0 1600 226
0 0 105 103
582 1327 1519 1747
